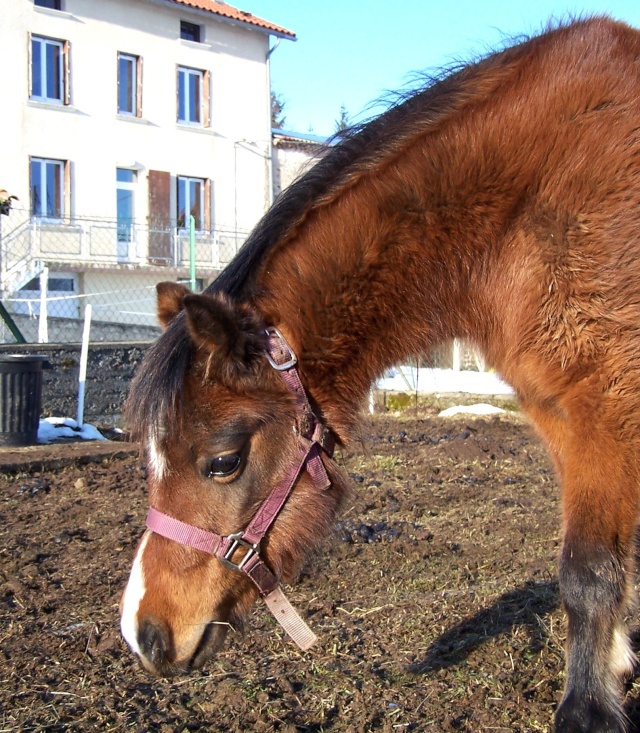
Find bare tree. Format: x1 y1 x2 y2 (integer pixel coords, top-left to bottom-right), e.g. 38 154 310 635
334 104 351 134
271 91 287 129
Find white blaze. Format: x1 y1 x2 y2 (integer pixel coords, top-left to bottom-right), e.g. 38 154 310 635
148 435 167 481
120 531 151 657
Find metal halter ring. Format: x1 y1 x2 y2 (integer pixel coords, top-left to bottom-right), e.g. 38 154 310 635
219 533 260 572
264 327 298 371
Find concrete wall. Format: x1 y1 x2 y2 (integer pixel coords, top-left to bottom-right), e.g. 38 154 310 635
272 139 326 199
0 341 151 428
2 314 160 345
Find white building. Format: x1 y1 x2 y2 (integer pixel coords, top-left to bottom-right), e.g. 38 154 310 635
0 0 295 341
272 130 328 200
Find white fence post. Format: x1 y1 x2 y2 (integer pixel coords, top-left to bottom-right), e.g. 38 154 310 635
77 303 92 427
38 267 49 344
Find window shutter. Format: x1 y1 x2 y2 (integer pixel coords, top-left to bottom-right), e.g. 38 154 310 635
203 70 210 127
176 66 180 122
28 34 33 98
116 53 121 113
63 160 71 221
63 39 71 105
148 170 172 263
204 179 211 231
136 55 143 117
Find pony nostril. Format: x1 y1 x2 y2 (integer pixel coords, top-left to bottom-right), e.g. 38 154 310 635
138 618 172 671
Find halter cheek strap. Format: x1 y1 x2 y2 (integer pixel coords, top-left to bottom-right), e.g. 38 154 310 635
145 327 334 651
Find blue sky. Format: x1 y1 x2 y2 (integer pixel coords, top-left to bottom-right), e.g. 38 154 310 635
241 1 640 137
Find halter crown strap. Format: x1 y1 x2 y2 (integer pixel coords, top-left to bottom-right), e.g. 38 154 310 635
145 326 334 651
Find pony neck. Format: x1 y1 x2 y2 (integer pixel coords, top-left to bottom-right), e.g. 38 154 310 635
253 156 498 441
250 59 531 438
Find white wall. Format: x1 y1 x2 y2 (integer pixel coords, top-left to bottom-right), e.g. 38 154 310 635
1 0 273 232
273 142 325 199
83 269 164 326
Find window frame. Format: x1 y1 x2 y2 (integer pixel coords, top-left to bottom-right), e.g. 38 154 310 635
30 157 66 222
34 0 63 9
116 168 137 245
117 52 142 117
176 175 207 231
180 20 202 43
177 66 208 126
21 275 76 292
31 35 68 104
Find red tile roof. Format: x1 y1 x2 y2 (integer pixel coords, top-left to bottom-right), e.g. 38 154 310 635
168 0 296 39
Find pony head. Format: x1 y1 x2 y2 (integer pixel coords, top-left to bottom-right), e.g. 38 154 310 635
120 283 346 675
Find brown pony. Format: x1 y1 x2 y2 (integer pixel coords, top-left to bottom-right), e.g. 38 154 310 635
121 17 640 732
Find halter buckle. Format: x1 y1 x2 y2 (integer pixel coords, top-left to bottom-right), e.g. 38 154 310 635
219 532 260 572
265 327 297 370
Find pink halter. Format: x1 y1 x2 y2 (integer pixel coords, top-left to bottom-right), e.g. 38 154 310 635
145 327 335 650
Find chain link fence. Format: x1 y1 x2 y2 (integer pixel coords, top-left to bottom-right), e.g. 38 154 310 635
0 207 250 344
0 208 493 378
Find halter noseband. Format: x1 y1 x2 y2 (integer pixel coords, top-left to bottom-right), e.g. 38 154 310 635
145 327 334 651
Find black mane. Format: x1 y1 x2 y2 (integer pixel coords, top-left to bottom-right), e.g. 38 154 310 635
206 67 470 300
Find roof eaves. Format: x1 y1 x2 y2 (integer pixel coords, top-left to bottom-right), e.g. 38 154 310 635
167 0 296 40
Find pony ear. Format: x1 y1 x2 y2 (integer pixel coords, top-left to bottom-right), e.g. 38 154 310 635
182 292 266 371
156 282 190 329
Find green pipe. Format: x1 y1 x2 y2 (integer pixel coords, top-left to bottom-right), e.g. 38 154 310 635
189 215 196 291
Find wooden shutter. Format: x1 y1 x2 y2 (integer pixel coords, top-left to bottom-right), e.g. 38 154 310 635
148 170 172 263
204 179 211 231
63 40 71 105
136 55 143 118
28 35 33 98
64 160 71 221
176 66 180 122
203 70 210 127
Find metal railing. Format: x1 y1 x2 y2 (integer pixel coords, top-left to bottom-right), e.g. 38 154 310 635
0 208 251 344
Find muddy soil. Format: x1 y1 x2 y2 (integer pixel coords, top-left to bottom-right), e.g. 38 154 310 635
2 404 640 732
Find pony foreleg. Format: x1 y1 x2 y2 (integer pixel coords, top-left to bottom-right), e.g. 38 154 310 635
554 532 636 733
523 394 638 732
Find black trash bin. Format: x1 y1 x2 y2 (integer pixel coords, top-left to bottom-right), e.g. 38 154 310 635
0 355 50 447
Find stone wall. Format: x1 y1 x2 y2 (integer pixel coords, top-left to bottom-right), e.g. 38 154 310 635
3 314 161 345
0 342 151 428
0 339 488 432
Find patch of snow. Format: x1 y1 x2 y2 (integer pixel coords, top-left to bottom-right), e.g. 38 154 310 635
38 417 106 444
377 367 513 395
438 403 507 417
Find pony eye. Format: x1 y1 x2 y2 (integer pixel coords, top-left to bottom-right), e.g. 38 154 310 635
205 453 242 478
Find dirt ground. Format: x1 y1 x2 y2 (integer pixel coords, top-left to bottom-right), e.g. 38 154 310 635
3 397 640 732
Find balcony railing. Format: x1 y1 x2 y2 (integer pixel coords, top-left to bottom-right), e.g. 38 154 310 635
0 208 253 343
1 209 250 282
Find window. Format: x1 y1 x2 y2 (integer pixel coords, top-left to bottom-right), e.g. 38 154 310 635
178 66 209 125
30 158 65 220
19 273 78 319
22 276 75 292
180 21 201 42
35 0 62 8
31 35 68 104
116 169 136 249
118 53 141 116
177 176 205 230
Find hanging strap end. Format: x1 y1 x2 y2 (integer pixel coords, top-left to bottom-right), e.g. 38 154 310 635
263 586 318 651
